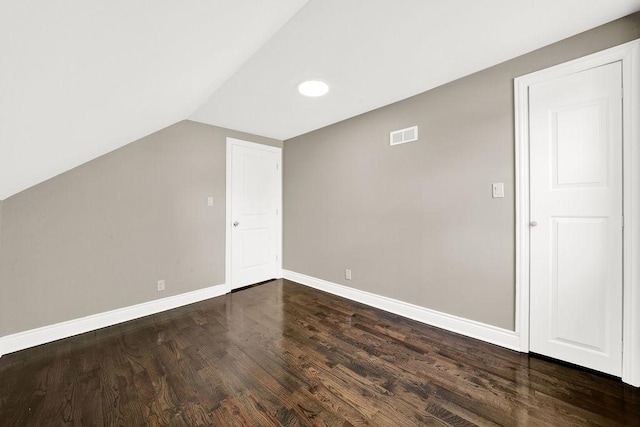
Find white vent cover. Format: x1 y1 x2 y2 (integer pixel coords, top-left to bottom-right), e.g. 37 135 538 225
390 125 418 146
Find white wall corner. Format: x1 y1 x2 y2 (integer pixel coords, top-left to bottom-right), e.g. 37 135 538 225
282 270 521 352
0 284 227 358
624 39 640 388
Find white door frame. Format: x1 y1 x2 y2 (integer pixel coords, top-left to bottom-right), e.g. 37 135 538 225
225 137 283 293
515 39 640 387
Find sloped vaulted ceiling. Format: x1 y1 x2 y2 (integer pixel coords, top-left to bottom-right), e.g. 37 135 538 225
191 0 640 140
2 0 640 200
0 0 308 200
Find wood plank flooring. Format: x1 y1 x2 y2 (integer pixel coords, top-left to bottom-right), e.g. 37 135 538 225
1 279 639 426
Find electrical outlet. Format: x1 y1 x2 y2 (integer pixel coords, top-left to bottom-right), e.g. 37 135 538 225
207 196 214 206
157 279 165 291
492 182 504 198
345 269 352 280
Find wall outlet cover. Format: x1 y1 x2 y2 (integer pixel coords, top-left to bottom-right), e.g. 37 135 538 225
492 183 505 198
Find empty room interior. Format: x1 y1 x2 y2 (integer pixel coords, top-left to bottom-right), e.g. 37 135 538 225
2 1 640 425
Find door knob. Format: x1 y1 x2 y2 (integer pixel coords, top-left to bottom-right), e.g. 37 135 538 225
530 221 538 227
233 221 239 227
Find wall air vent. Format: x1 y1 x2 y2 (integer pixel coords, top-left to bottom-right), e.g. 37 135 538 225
390 125 418 146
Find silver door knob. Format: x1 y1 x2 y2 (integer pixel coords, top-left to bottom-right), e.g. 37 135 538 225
233 221 239 227
530 221 538 227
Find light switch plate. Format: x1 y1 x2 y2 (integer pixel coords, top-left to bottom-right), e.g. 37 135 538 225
492 183 504 198
207 196 214 206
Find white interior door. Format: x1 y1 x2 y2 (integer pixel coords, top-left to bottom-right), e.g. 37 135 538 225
229 139 281 290
529 61 623 376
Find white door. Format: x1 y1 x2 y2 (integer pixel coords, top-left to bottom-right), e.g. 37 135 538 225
529 61 623 376
228 139 281 290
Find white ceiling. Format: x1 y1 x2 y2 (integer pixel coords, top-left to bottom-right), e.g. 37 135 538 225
191 0 640 140
0 0 308 200
2 1 639 200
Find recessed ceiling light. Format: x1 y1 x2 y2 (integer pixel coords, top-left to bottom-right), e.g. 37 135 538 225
298 80 329 97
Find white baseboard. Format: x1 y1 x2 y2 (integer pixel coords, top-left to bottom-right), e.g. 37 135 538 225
1 275 521 358
283 270 521 352
0 284 226 358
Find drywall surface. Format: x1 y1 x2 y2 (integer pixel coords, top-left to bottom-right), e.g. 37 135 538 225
0 199 3 266
0 120 281 336
0 200 3 237
0 200 2 330
283 13 640 330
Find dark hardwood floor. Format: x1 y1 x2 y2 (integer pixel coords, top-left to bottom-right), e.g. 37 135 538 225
1 279 639 426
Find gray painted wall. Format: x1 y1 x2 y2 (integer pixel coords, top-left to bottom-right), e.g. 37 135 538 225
0 199 3 262
0 120 281 337
283 13 640 330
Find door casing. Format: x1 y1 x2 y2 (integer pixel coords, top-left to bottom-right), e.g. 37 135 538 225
225 137 282 292
514 39 640 387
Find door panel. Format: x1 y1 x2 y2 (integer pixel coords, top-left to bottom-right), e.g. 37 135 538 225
230 143 280 289
529 62 623 376
553 100 608 187
552 217 608 351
